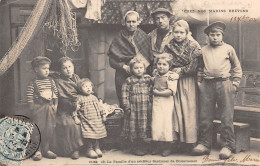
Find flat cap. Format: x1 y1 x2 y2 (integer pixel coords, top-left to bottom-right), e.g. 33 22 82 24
204 21 226 34
151 8 173 18
31 56 51 68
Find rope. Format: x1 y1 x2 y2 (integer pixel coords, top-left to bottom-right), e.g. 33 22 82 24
44 0 81 56
0 0 81 75
0 0 53 76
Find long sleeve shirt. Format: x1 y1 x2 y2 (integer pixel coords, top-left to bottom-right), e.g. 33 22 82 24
27 78 58 103
200 42 242 87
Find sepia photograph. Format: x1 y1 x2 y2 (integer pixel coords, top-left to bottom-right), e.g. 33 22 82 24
0 0 259 165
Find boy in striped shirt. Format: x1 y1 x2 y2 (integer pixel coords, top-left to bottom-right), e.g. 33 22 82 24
27 56 58 161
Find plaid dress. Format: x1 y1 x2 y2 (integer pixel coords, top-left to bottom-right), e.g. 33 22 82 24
121 74 152 141
77 94 107 139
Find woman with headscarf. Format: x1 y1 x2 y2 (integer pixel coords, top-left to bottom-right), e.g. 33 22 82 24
107 11 153 109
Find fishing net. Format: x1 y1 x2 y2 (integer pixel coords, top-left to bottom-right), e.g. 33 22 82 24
0 0 81 76
44 0 81 55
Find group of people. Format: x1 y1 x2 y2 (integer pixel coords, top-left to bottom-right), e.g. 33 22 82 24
26 7 242 162
27 57 107 160
108 8 242 160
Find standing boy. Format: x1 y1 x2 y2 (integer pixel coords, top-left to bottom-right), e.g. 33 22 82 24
192 21 242 160
27 56 58 161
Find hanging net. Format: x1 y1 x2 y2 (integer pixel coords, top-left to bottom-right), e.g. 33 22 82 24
0 0 51 76
0 0 81 76
44 0 81 55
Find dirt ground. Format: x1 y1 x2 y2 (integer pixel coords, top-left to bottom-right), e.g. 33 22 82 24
16 138 260 166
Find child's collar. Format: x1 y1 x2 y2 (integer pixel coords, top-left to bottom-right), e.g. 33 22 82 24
132 75 144 79
155 71 171 77
210 41 224 47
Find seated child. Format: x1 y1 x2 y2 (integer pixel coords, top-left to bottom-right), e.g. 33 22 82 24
52 57 83 159
73 78 107 159
27 56 58 161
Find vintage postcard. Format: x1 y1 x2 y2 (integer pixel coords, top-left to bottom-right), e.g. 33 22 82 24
0 0 259 165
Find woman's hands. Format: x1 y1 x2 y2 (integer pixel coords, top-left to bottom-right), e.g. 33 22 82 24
153 88 173 97
73 116 81 125
153 88 160 96
102 115 107 122
168 73 179 81
172 67 182 74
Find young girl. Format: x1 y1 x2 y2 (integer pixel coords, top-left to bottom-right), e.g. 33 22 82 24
151 53 179 157
51 57 83 159
165 19 201 152
73 78 107 159
121 57 152 156
27 56 58 161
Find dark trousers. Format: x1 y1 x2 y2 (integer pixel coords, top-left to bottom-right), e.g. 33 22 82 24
198 78 235 151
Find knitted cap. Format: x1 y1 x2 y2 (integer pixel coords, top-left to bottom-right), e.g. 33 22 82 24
31 56 51 68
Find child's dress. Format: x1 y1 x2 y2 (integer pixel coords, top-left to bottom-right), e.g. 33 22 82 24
152 71 178 142
77 94 107 139
121 74 152 141
26 78 58 154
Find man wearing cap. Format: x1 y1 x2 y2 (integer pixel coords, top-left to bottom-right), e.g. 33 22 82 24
149 8 174 57
107 11 153 114
192 21 242 159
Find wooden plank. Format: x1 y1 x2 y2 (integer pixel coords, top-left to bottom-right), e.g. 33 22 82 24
213 120 250 128
235 106 260 112
10 0 37 6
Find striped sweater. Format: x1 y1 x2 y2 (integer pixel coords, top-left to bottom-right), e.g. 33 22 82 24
27 78 58 103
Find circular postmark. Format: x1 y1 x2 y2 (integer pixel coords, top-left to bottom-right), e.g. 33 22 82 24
0 115 41 161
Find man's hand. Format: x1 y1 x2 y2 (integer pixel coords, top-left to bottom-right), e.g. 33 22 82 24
153 88 160 96
123 65 130 74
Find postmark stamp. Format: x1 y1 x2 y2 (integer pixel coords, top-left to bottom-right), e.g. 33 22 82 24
0 115 41 162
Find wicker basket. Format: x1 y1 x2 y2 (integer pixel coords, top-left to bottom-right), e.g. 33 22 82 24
102 112 124 149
